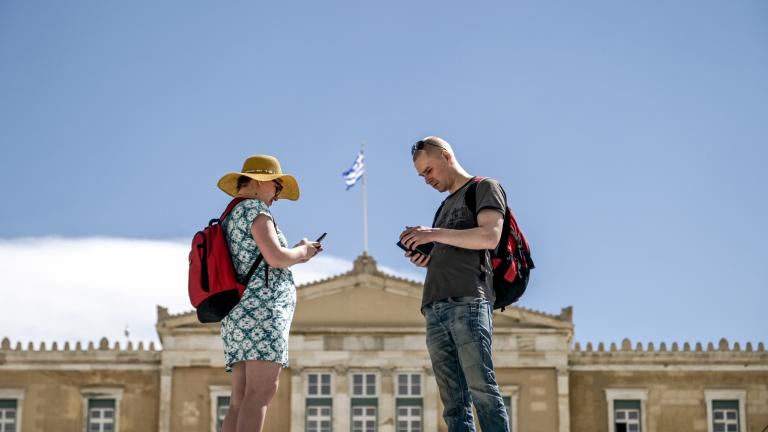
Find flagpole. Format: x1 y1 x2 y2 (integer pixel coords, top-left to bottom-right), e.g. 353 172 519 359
362 141 369 255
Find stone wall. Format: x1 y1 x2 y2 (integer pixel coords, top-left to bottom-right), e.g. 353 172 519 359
0 337 161 432
569 338 768 432
169 366 292 432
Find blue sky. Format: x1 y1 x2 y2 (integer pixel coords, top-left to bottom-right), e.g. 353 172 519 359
1 1 766 346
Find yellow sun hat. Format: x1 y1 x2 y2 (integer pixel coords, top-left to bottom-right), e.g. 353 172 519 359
217 155 300 200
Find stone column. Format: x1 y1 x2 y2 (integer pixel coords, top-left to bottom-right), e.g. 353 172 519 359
291 368 305 432
333 366 350 432
158 364 173 432
423 367 439 432
557 367 570 432
380 367 395 432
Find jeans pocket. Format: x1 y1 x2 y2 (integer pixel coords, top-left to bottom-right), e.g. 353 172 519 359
446 295 479 305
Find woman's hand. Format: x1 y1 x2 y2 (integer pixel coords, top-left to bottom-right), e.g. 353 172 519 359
253 216 322 267
294 238 321 263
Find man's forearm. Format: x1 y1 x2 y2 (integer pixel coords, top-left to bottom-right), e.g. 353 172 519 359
432 227 500 250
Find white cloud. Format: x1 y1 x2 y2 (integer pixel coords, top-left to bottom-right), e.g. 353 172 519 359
0 237 422 348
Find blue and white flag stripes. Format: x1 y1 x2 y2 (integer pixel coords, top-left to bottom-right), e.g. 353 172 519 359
342 151 365 190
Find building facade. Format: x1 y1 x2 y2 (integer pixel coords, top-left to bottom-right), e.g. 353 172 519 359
1 255 766 432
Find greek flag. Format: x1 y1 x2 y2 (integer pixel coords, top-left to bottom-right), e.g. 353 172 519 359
342 151 365 190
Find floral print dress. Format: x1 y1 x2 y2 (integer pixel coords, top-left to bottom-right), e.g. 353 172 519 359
220 199 297 371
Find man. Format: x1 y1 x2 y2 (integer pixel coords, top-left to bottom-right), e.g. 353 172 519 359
400 136 509 432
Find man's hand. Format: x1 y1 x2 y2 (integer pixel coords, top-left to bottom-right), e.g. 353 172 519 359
399 226 437 250
400 211 503 252
405 250 430 267
400 226 435 268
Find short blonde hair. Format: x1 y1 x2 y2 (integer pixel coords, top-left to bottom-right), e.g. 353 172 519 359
411 136 452 161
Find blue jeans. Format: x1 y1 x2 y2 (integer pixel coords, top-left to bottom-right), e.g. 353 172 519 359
424 296 509 432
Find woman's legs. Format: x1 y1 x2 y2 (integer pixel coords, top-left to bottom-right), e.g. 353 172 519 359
221 362 247 432
236 360 283 432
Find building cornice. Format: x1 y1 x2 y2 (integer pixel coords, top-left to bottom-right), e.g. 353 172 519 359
570 338 767 368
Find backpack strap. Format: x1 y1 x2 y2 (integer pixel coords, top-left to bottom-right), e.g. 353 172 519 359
219 197 270 286
221 197 246 220
244 254 266 285
464 177 522 254
463 177 494 275
464 178 480 220
464 176 489 222
431 201 447 228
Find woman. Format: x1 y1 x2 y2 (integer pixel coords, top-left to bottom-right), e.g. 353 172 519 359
216 155 321 432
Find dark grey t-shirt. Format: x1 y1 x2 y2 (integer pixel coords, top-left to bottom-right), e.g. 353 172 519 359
422 177 507 309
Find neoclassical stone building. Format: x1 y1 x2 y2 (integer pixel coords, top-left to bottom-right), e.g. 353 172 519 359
1 255 766 432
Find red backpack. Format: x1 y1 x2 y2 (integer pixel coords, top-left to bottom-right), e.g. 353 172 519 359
188 198 266 323
465 177 534 310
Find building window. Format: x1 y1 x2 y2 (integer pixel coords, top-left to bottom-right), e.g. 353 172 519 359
396 405 421 432
395 373 422 432
81 388 122 432
605 389 647 432
705 391 746 432
305 372 333 432
352 406 377 432
306 406 331 432
502 396 512 431
0 399 17 432
352 373 377 397
215 396 230 432
500 385 519 432
0 391 23 432
350 373 378 432
209 385 231 432
87 399 116 432
307 373 332 397
396 374 422 397
614 400 641 432
712 401 739 432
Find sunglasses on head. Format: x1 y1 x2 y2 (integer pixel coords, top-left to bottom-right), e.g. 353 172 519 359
410 140 444 156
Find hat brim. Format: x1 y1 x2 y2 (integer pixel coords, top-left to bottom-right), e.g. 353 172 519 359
217 172 300 201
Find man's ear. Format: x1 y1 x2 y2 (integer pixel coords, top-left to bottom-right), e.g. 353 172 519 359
441 149 452 162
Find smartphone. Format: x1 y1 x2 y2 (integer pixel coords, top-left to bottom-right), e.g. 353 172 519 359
315 232 327 242
396 240 434 256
